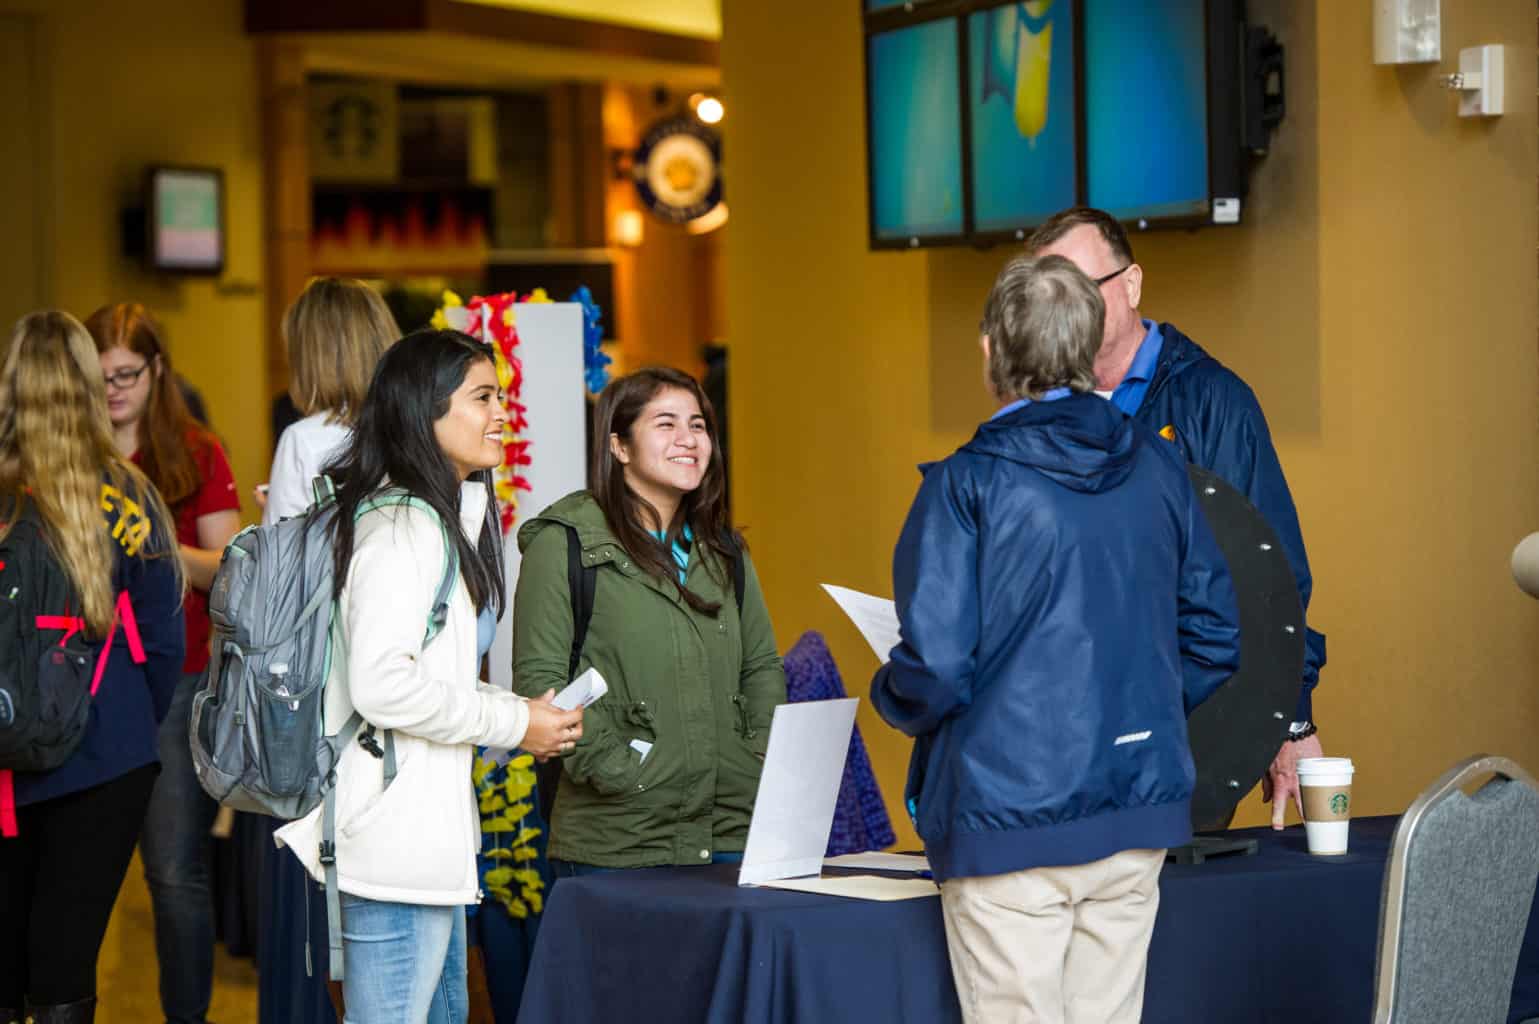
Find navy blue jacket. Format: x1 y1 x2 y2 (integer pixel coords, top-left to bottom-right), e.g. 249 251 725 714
1131 324 1324 720
15 482 185 806
871 394 1240 882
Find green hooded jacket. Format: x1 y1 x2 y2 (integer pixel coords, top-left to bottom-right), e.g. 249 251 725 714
512 491 787 867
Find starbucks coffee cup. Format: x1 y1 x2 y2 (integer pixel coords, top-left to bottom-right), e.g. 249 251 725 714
1296 756 1355 855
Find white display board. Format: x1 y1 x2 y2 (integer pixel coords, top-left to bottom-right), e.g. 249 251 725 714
738 698 860 886
487 302 589 689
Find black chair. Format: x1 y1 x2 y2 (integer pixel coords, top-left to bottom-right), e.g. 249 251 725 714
1373 754 1539 1024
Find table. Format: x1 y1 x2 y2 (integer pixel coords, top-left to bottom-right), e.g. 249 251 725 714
517 817 1539 1023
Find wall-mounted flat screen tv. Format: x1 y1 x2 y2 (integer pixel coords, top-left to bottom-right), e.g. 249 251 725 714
967 0 1079 241
865 18 966 246
1084 0 1242 227
861 0 1259 247
148 166 225 274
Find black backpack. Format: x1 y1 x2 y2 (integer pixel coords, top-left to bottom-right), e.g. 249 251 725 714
533 526 744 819
0 514 100 774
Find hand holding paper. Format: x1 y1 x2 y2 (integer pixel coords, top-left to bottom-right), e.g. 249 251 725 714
821 584 900 663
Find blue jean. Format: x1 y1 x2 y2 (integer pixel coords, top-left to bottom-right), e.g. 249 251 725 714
140 673 219 1023
338 895 467 1024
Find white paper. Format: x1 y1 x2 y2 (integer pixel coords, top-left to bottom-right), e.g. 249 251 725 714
821 584 900 663
552 667 608 711
738 698 859 886
823 852 931 874
758 875 939 901
629 738 653 762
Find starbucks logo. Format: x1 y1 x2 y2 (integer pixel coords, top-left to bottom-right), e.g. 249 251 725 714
1330 793 1349 815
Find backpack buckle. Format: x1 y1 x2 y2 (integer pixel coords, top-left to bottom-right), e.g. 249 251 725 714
318 840 336 866
358 730 384 759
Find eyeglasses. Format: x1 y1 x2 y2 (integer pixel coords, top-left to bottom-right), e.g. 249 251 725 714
103 364 150 390
1093 265 1132 286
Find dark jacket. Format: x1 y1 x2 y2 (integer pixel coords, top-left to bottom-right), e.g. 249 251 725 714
512 492 786 867
871 394 1240 882
1132 323 1325 720
15 481 186 806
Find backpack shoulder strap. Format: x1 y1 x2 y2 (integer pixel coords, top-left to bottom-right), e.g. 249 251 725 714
424 531 459 646
357 491 459 645
733 545 745 615
719 530 745 614
565 524 596 679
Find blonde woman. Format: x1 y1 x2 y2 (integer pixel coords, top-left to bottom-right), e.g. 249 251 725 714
0 312 185 1024
259 278 397 524
255 279 396 1024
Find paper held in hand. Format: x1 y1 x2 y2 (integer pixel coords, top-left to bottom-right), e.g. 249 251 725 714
821 584 900 663
553 667 608 711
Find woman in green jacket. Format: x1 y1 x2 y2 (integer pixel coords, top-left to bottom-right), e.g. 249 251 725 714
511 367 786 874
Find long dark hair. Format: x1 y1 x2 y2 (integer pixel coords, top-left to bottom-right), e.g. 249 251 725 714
326 329 504 617
591 367 738 616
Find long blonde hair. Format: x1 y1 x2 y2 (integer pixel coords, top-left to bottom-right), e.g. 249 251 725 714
0 311 181 635
284 278 397 426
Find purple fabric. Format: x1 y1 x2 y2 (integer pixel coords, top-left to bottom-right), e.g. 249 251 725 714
783 631 896 855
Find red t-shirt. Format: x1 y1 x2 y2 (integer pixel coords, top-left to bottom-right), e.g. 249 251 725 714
134 434 240 673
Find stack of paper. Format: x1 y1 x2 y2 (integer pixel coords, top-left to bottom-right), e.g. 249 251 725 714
759 875 939 901
824 852 931 874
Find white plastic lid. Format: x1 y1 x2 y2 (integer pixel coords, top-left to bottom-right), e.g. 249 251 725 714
1296 756 1354 775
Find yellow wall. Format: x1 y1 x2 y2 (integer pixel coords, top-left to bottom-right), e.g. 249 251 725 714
724 0 1539 848
1 0 269 523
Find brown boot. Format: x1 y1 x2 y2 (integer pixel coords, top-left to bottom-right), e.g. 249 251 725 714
24 997 95 1023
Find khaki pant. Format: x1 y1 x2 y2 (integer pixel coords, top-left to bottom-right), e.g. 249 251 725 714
940 847 1166 1024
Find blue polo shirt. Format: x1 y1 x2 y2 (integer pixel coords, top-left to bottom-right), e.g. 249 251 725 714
991 387 1071 420
1107 319 1164 416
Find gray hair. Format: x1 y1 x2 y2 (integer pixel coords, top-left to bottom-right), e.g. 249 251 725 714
980 254 1104 401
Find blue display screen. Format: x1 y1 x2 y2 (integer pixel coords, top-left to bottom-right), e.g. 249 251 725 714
967 1 1078 234
1083 0 1209 221
867 19 965 242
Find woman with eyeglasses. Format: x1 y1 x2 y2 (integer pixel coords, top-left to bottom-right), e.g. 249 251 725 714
86 303 241 1024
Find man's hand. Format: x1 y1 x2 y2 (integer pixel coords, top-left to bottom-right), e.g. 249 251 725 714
1261 733 1324 829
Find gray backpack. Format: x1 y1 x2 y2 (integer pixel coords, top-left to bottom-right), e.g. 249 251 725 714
189 481 456 979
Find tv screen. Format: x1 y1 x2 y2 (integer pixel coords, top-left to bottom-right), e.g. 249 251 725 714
1083 0 1210 224
967 1 1079 238
865 18 965 245
148 167 224 273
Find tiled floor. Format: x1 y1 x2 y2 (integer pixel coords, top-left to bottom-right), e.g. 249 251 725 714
94 854 260 1024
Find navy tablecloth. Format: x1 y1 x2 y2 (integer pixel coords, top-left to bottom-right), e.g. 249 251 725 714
517 816 1539 1024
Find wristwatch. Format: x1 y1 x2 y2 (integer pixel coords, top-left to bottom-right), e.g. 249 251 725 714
1286 721 1317 742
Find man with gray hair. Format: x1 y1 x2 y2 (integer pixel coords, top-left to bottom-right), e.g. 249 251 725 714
872 255 1241 1023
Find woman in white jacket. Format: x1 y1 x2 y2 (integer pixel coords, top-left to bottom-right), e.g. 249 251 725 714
276 329 582 1023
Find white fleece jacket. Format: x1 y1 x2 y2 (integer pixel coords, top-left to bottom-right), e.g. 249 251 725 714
276 483 529 905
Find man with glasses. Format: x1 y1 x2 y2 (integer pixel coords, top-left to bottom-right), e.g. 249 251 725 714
1027 206 1326 831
